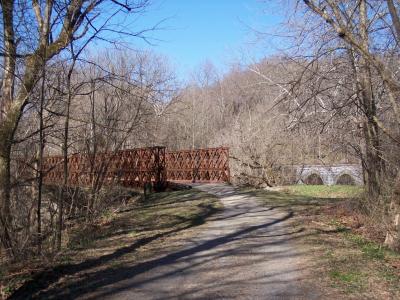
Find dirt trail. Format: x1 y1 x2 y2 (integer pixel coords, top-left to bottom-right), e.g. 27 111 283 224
15 184 317 299
74 183 316 299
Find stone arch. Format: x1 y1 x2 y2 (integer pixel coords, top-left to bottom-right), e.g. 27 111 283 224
336 172 356 185
304 172 324 185
295 164 363 186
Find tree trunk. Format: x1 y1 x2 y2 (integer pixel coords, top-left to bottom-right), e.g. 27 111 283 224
384 212 400 251
87 80 97 221
384 179 400 250
359 0 383 198
36 55 47 255
363 119 382 197
0 0 16 119
0 148 14 257
57 70 73 251
0 108 19 257
56 109 69 251
0 0 16 258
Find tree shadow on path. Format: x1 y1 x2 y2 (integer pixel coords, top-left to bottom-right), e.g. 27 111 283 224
11 209 293 299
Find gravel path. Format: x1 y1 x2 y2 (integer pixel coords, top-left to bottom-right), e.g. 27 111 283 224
78 183 316 299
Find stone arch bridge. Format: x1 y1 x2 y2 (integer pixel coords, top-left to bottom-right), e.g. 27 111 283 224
295 164 363 185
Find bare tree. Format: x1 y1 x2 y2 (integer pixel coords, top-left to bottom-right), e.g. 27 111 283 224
263 0 400 249
0 0 152 258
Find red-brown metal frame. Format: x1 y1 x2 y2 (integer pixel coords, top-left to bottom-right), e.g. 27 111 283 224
43 146 229 189
166 147 230 183
43 146 166 189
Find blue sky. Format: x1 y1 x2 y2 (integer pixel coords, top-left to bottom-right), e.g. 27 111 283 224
122 0 284 81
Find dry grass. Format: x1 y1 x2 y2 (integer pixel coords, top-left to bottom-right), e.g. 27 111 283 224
0 188 222 299
280 184 364 199
251 185 400 299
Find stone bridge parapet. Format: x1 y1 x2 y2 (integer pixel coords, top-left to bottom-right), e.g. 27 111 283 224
294 164 363 185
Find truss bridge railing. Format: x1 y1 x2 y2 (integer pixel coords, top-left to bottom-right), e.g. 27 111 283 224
43 146 230 190
43 146 166 189
166 147 230 183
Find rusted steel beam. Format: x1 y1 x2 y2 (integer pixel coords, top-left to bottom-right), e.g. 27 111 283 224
165 147 230 183
42 146 230 189
43 146 167 189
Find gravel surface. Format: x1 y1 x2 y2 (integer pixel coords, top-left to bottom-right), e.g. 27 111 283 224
77 183 317 300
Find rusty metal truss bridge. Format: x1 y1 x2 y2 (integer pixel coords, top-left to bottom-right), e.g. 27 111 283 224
43 146 230 190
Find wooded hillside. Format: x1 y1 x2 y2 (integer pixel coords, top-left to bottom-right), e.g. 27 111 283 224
0 0 399 273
